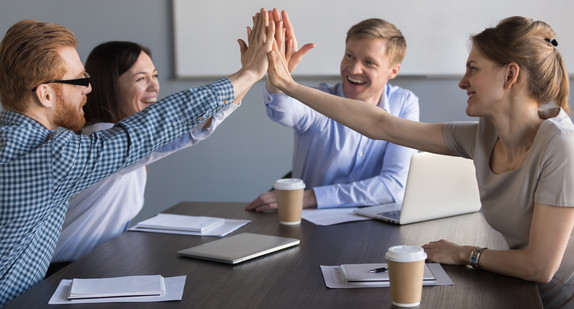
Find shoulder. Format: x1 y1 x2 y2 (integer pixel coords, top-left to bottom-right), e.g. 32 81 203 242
539 109 574 144
536 109 574 159
541 108 574 133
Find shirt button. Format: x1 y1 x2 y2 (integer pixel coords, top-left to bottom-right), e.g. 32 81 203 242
224 99 228 104
198 117 203 121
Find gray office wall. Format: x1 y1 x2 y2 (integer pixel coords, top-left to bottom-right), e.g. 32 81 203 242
1 0 570 224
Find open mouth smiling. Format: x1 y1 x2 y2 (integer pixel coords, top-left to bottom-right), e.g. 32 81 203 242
347 76 367 85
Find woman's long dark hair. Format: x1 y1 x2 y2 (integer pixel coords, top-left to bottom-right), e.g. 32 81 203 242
84 41 152 124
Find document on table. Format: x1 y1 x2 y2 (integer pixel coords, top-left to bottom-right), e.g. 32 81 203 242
68 275 165 299
49 276 186 304
136 214 224 233
129 214 250 237
320 263 453 288
302 208 371 226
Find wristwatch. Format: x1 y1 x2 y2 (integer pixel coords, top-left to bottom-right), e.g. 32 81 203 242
469 247 487 269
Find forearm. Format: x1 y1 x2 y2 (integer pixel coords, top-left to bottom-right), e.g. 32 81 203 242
425 241 552 282
478 204 574 283
314 177 398 208
282 83 380 136
266 78 283 94
476 248 555 283
102 79 232 173
278 82 450 154
227 69 260 103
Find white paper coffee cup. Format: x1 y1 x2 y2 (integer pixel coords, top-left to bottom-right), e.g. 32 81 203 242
385 245 427 307
274 178 305 225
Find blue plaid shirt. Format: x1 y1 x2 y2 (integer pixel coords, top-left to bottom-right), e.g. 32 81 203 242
0 78 234 305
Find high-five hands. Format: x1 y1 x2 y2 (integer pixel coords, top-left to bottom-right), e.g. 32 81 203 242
269 8 315 73
264 9 315 93
266 34 296 93
237 8 275 81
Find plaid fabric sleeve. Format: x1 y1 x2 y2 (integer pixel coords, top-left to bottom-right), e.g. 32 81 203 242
0 78 234 305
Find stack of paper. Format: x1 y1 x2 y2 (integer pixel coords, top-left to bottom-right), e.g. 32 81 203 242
68 275 165 300
129 213 250 237
136 214 224 233
320 263 454 289
49 276 187 304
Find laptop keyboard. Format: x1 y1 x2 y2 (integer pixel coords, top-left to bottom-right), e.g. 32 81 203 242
377 210 401 220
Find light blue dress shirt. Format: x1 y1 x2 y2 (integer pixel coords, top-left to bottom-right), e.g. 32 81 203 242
265 83 419 208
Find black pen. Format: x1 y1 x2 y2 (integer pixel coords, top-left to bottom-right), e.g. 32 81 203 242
368 267 387 273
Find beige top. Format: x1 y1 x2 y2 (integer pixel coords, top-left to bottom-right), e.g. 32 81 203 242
443 108 574 308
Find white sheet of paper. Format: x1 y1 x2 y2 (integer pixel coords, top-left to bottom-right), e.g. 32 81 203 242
129 219 250 237
68 275 165 299
302 208 371 226
137 214 224 233
320 263 453 288
49 276 186 304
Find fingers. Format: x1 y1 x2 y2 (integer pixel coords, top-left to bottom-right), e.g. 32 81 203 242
266 18 276 52
282 10 296 48
274 22 285 56
272 8 281 23
237 39 247 56
249 9 266 46
245 192 279 212
288 42 315 72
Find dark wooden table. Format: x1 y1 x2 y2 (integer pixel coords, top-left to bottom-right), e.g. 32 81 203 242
4 202 543 308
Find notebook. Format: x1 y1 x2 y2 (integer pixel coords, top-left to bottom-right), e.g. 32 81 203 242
354 152 481 225
177 233 300 264
340 263 435 284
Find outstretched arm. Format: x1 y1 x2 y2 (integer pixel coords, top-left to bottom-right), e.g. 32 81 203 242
266 42 450 155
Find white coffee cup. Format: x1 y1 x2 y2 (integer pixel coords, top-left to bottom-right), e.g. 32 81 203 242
385 245 427 307
274 178 305 225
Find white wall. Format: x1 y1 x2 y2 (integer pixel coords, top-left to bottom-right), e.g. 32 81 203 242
173 0 574 77
0 0 570 224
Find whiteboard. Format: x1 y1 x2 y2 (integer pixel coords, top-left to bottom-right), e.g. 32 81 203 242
173 0 574 78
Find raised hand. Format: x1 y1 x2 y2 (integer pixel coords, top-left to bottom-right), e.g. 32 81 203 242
280 9 315 73
268 9 315 73
237 8 275 81
266 32 296 93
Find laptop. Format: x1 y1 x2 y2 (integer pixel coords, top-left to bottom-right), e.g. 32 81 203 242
354 152 481 225
177 232 300 264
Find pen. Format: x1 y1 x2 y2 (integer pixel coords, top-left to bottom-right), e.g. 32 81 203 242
368 267 387 273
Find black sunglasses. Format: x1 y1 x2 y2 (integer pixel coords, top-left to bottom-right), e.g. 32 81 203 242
32 72 90 91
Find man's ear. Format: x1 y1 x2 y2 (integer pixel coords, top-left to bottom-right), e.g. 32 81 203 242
33 84 55 108
504 63 520 88
388 63 401 80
